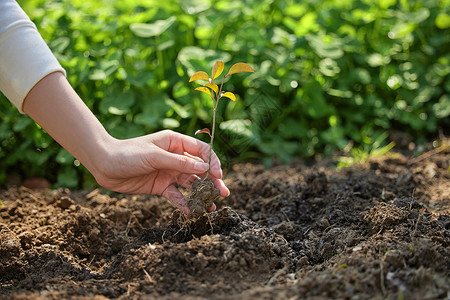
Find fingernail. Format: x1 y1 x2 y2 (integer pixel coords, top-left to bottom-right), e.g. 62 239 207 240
194 162 208 172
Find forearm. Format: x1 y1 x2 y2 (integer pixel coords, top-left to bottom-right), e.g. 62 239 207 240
22 72 113 176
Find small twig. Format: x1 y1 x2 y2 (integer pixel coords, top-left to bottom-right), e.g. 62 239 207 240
412 208 425 237
206 213 214 235
86 255 95 269
409 142 449 164
143 269 155 283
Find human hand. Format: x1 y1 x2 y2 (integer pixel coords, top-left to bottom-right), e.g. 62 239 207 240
22 73 227 215
92 130 230 215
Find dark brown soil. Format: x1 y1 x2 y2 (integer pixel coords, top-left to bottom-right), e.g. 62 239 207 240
1 150 449 299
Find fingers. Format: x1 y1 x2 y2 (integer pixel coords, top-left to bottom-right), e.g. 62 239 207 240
161 183 218 216
208 202 216 212
162 185 190 215
151 148 209 174
177 173 200 189
163 131 223 179
213 178 230 197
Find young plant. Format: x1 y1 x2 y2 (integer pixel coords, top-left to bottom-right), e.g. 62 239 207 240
189 61 254 178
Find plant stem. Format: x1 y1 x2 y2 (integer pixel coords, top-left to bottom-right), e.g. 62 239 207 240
206 103 216 179
206 76 225 179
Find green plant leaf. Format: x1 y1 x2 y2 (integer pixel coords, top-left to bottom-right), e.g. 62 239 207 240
162 118 180 129
219 119 252 137
205 83 219 94
436 13 450 29
211 61 224 80
189 71 210 82
221 92 236 101
195 87 212 97
225 63 254 77
130 16 176 38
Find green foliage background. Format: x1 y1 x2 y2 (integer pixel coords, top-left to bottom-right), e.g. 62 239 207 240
0 0 449 187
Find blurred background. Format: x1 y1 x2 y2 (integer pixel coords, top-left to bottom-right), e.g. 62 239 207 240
1 0 449 188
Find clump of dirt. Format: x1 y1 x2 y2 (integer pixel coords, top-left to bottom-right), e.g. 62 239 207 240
186 178 220 218
0 149 449 299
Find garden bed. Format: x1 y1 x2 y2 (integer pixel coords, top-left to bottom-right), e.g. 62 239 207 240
1 150 449 299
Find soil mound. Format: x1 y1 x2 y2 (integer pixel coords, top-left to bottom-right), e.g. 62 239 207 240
1 150 449 299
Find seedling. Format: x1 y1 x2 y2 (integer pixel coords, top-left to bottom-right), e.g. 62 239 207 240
186 61 254 218
189 61 254 177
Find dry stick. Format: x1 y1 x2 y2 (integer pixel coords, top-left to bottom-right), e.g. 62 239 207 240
86 254 96 269
409 142 449 164
412 208 425 237
143 269 154 283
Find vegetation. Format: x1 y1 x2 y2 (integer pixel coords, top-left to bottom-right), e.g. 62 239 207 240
190 61 254 177
0 0 448 187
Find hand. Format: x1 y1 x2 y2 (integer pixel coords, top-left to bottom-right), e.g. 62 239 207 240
22 72 229 215
92 130 230 215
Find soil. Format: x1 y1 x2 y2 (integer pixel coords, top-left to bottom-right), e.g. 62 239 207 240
187 178 220 219
0 150 449 299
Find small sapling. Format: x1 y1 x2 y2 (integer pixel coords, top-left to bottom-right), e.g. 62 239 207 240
186 61 254 218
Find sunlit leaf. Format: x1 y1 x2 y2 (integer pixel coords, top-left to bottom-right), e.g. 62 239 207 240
195 87 212 97
221 92 236 101
436 13 450 29
130 17 176 38
225 63 254 77
0 200 4 209
211 61 224 80
189 71 210 82
195 128 211 136
205 83 219 94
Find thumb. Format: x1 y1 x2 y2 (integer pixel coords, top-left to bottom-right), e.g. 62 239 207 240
151 149 209 174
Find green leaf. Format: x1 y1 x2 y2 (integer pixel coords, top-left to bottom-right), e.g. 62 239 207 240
162 118 180 129
56 149 74 165
13 118 32 132
56 166 78 188
211 61 224 80
225 63 254 77
178 46 231 77
99 93 135 115
305 34 344 59
130 16 176 38
180 0 211 14
436 13 450 29
221 92 236 101
219 119 252 137
189 71 210 82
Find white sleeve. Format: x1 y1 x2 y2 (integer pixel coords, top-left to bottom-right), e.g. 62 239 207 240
0 0 66 113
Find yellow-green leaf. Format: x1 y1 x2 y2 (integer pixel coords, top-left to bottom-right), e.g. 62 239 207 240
195 87 212 97
189 71 210 82
221 92 236 101
0 200 3 209
225 63 254 77
211 61 224 80
195 128 211 136
205 83 219 94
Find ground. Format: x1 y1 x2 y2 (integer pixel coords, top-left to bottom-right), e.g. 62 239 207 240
0 150 449 300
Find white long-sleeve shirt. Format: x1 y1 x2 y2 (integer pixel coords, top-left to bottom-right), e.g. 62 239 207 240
0 0 65 113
